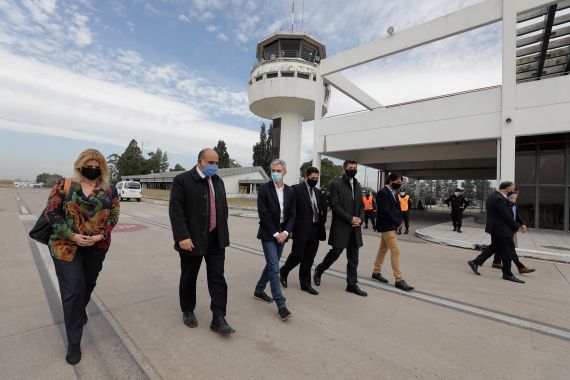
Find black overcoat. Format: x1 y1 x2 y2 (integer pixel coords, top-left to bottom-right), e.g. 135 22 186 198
328 175 364 249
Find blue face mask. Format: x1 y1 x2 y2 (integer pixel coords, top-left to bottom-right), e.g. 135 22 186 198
271 172 283 183
203 163 218 177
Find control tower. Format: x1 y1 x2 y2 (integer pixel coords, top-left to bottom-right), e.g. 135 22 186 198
248 32 329 185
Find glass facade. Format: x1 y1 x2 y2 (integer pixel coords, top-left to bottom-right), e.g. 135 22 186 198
515 133 569 231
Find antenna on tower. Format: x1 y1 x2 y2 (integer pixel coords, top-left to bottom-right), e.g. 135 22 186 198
301 0 305 31
291 0 295 32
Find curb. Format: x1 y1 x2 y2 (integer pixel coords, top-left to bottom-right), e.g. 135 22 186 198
414 229 570 264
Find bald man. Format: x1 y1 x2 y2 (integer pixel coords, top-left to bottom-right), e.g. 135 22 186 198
169 148 235 335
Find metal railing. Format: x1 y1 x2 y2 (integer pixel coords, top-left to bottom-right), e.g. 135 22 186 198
252 49 321 69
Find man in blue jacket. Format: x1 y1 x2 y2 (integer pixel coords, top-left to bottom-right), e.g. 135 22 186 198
253 159 296 320
371 172 414 291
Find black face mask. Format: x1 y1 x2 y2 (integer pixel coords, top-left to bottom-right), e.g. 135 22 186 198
81 167 101 180
307 179 318 188
391 183 402 190
345 169 357 178
507 191 515 197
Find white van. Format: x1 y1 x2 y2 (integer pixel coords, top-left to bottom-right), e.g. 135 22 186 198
115 181 142 202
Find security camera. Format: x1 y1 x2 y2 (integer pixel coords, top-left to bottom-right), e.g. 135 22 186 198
505 117 512 123
387 26 394 36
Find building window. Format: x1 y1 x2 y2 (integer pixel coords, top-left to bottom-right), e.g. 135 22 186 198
281 71 294 77
538 186 565 230
538 142 565 184
517 186 535 228
255 75 263 82
266 72 278 78
297 72 310 79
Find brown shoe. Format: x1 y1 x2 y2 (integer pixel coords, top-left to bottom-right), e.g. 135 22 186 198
491 262 502 269
518 267 536 274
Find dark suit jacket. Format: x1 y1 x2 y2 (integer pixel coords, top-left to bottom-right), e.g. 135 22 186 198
376 185 403 232
328 175 364 249
291 182 327 242
169 167 229 254
485 191 519 238
257 181 296 241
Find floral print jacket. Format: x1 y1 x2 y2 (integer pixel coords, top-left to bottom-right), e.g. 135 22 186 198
45 179 120 261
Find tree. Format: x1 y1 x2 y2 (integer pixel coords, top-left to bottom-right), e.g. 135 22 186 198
171 163 186 171
474 179 493 210
252 122 273 175
229 159 241 168
160 151 169 172
36 173 63 187
106 153 120 183
214 140 231 168
118 139 146 176
299 158 343 189
145 148 169 174
462 179 476 200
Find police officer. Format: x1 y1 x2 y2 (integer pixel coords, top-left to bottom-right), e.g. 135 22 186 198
445 188 470 233
397 189 411 235
362 191 376 229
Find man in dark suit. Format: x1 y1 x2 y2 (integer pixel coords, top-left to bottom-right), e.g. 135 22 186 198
254 159 296 321
445 188 470 233
372 172 414 291
313 160 367 297
468 181 525 283
280 167 327 295
169 148 235 335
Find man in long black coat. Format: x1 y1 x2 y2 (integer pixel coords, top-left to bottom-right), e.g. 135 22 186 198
313 160 367 296
468 181 525 283
169 148 235 335
280 166 327 295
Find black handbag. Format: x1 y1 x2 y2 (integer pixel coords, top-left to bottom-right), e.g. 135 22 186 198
29 178 72 245
29 211 53 245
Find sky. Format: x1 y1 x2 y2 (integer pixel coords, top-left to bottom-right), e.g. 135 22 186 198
0 0 503 181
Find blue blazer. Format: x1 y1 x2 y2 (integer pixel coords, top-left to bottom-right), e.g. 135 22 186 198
257 181 296 241
375 186 403 232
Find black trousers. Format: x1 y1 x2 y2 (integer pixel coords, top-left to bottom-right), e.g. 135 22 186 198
52 247 106 345
473 234 513 276
398 211 409 232
281 224 320 290
364 211 375 228
316 230 359 286
451 209 464 228
179 228 227 318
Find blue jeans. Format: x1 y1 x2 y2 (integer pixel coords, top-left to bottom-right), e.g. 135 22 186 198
255 240 286 308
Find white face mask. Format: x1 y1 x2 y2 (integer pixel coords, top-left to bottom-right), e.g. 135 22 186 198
400 192 405 196
454 192 460 196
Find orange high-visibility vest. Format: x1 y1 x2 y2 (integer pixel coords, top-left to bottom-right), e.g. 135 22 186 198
363 195 374 211
399 194 410 212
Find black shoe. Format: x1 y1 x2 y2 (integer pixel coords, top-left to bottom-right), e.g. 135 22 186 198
457 229 462 233
253 291 273 303
453 227 457 231
278 307 292 321
395 280 414 291
503 275 525 283
302 287 319 295
371 272 388 283
397 230 402 235
279 269 288 288
183 311 198 328
346 285 367 297
82 314 88 326
313 270 322 286
66 343 81 365
404 229 409 234
210 316 235 335
467 260 480 275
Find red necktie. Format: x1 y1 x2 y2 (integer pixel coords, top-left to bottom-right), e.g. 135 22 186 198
208 178 216 231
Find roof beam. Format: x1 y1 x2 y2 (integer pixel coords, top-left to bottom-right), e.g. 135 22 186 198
319 0 502 76
325 73 382 110
536 4 558 79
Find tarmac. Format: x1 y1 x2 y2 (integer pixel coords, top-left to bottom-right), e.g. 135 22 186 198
416 217 570 263
1 188 570 379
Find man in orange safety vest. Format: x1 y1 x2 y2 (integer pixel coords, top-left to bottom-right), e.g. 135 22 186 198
362 191 376 229
397 189 412 235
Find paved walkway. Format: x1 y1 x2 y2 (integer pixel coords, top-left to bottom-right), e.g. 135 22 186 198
416 217 570 263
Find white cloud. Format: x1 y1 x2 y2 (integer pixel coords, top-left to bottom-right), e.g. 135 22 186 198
206 24 218 32
217 32 228 42
0 50 258 165
69 13 93 47
177 14 190 23
144 3 160 15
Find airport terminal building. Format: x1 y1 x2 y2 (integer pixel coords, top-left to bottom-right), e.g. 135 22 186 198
312 0 570 231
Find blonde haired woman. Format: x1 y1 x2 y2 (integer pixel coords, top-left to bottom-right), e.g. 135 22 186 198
44 148 120 365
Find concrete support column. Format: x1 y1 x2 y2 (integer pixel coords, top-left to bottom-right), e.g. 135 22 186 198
500 0 517 182
274 112 304 186
313 70 325 183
